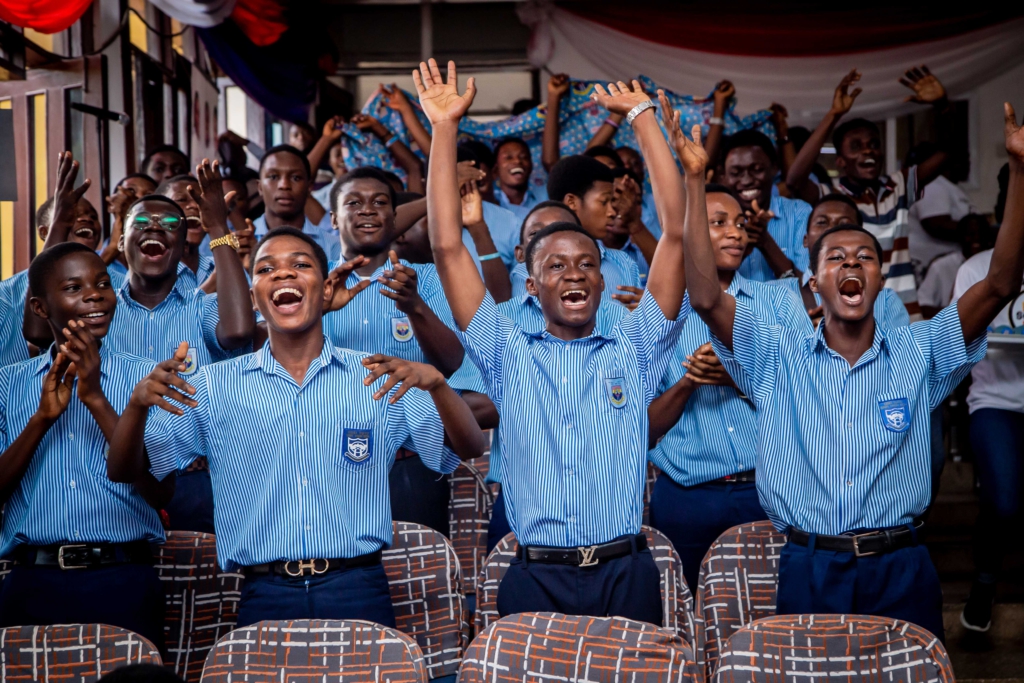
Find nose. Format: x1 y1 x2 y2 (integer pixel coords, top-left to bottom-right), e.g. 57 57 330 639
82 285 105 301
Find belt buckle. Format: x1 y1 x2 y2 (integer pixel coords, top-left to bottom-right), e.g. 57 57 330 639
578 545 599 567
284 558 329 577
57 544 89 570
851 532 879 557
722 474 737 483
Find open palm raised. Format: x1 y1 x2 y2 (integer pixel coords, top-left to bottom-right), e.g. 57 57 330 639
413 58 477 125
1006 103 1024 170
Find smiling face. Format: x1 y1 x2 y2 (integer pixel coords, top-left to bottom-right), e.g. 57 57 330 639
69 199 101 250
333 177 396 257
837 127 882 182
123 199 186 279
706 192 748 272
328 144 347 178
32 252 116 341
564 181 615 240
515 206 578 263
120 175 157 199
495 141 532 193
251 233 332 335
259 152 311 222
526 231 603 330
723 146 776 212
145 151 189 185
804 200 860 249
809 229 883 323
162 179 206 246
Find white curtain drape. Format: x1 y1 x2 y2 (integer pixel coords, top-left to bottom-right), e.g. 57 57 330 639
150 0 236 28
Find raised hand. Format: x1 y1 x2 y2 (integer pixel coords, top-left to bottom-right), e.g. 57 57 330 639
899 65 946 105
381 83 413 113
591 80 650 117
378 249 424 314
457 160 486 187
321 115 345 141
1004 103 1024 171
59 319 104 406
713 80 736 108
362 354 445 403
236 218 257 270
659 90 686 153
412 58 477 125
37 352 75 422
350 113 381 133
548 73 570 100
461 179 484 227
745 199 775 247
769 103 789 130
674 117 709 178
324 255 373 313
830 69 862 116
128 342 198 416
683 342 735 387
613 175 642 224
50 151 92 232
105 185 134 220
612 285 644 311
187 159 235 232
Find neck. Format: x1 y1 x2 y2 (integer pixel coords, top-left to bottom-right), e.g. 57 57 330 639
480 186 497 204
602 233 628 250
267 318 326 385
842 174 881 192
822 312 875 366
544 313 598 342
127 268 178 310
718 269 735 291
343 246 391 276
265 210 305 230
501 184 527 205
182 244 200 273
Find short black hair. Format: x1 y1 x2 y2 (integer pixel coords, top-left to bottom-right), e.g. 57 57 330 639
519 200 580 244
808 224 884 274
251 226 329 279
142 145 187 169
29 242 99 297
832 118 879 153
494 137 530 157
458 140 496 168
584 145 624 168
381 170 404 191
35 196 55 230
814 193 863 227
127 194 187 218
722 129 779 168
705 183 739 200
547 155 615 203
259 144 312 179
330 166 397 213
524 221 601 276
117 172 157 188
156 174 198 196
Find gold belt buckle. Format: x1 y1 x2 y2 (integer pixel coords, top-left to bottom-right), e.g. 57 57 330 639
852 532 880 557
57 544 89 570
578 545 599 567
284 558 329 577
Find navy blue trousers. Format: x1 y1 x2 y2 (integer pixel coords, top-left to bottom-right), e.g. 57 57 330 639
970 408 1024 583
389 455 451 537
164 469 215 534
236 563 397 628
648 475 768 592
775 534 945 640
487 489 512 554
0 563 164 647
497 536 663 626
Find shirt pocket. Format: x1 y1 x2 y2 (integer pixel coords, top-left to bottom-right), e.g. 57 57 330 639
335 421 380 472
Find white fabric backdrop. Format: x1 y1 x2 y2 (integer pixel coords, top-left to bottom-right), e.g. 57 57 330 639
150 0 236 28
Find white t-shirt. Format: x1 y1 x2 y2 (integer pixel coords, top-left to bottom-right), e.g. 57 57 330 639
909 175 974 279
952 249 1024 414
918 250 963 309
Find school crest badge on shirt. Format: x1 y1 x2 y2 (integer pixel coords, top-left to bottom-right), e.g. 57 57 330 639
343 428 373 463
180 346 198 375
604 377 627 409
391 316 413 342
878 398 911 433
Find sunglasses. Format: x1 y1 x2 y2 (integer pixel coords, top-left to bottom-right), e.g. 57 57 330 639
128 212 185 232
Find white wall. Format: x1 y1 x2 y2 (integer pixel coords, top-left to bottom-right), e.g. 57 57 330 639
963 61 1024 215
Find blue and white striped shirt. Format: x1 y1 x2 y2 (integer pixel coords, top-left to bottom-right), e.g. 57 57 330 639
0 348 164 555
619 240 649 288
737 195 813 282
482 201 522 271
494 185 548 221
712 301 985 535
649 275 810 487
771 272 911 330
458 290 689 547
145 339 459 569
253 214 342 262
510 242 641 302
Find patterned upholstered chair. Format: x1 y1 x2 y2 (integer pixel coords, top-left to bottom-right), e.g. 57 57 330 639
199 620 427 683
447 460 493 596
713 614 954 683
474 527 695 645
155 531 242 683
694 521 787 680
0 624 161 681
383 521 469 680
459 613 701 683
0 558 11 581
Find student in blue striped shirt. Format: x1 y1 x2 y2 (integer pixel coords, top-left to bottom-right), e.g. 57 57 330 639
104 160 255 534
681 102 1024 639
419 61 689 624
0 243 171 646
107 227 486 627
157 175 215 289
647 181 811 591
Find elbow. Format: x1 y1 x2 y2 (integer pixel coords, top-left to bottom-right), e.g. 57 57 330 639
106 458 136 483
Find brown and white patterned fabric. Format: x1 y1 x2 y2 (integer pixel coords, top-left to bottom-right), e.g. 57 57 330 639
155 531 242 683
474 528 694 642
0 624 161 681
695 521 786 680
0 558 11 581
383 521 469 680
714 614 954 683
199 620 427 683
459 613 701 683
447 460 493 596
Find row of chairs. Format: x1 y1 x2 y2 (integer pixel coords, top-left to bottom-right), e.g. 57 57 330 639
0 611 955 682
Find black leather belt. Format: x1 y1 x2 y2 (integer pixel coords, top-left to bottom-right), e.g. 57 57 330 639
517 534 647 567
245 550 383 578
13 541 154 570
394 448 418 462
788 523 923 557
714 470 756 484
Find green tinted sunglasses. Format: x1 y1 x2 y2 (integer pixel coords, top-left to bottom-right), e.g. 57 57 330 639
129 212 185 231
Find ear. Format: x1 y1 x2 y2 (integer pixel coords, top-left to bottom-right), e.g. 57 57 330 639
525 275 539 297
835 156 847 173
29 296 50 321
563 193 581 212
321 273 335 309
249 285 258 313
38 225 49 241
803 233 811 249
117 233 126 252
808 274 818 293
514 244 525 263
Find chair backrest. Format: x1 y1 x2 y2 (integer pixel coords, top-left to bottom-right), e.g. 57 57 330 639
642 463 659 526
459 612 701 683
200 620 427 683
382 521 469 680
713 614 955 683
447 460 494 595
155 531 242 683
474 528 694 640
0 624 161 682
695 520 786 680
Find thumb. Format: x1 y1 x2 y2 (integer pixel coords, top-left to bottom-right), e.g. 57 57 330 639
173 341 189 362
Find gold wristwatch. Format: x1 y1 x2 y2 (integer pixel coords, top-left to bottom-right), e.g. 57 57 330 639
209 233 240 251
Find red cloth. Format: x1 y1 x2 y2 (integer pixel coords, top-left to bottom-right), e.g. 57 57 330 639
561 5 1024 57
229 0 288 47
0 0 93 34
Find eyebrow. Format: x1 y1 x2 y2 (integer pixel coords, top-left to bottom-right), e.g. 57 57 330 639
255 250 313 263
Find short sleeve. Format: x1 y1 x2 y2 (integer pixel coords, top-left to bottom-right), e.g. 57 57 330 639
385 386 460 475
0 367 12 449
773 282 814 335
144 370 209 480
418 266 459 330
199 293 232 361
614 289 689 403
448 355 489 394
786 200 813 273
456 293 517 408
911 304 987 410
710 296 782 406
880 289 911 328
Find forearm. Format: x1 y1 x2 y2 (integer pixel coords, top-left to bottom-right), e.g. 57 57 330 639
0 413 52 503
307 136 335 178
682 176 736 347
647 376 695 447
82 395 119 443
388 140 425 194
587 114 622 149
786 111 838 194
704 99 729 168
461 390 499 430
305 195 327 226
199 270 217 294
629 221 659 265
106 401 151 482
210 223 256 349
541 95 562 171
467 223 512 302
133 471 175 510
409 303 465 377
757 233 796 278
431 384 487 460
402 109 433 156
396 198 427 238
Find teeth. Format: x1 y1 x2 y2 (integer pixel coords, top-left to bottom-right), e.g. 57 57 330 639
862 159 876 166
561 289 587 299
75 228 95 236
81 312 105 318
510 167 525 175
272 287 303 303
140 239 165 250
740 189 759 199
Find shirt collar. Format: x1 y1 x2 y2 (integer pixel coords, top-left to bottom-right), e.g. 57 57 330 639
34 342 110 377
725 272 752 298
245 336 346 378
117 262 193 304
809 316 889 362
